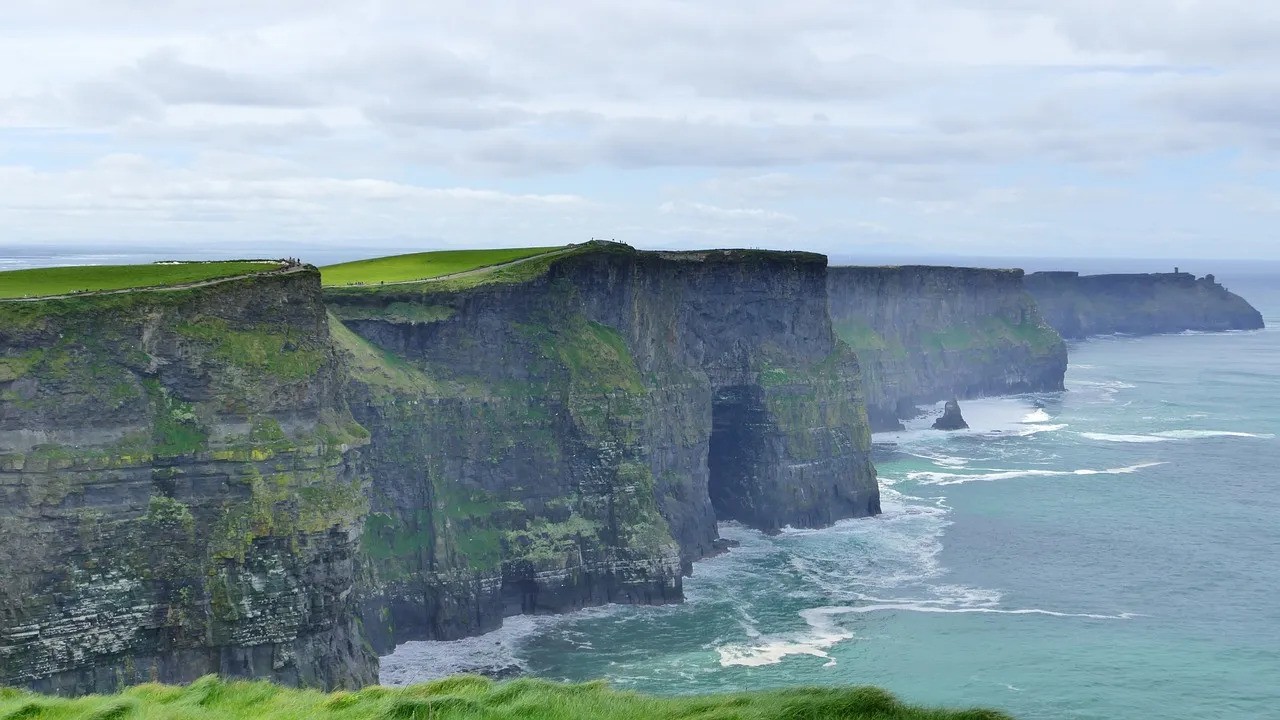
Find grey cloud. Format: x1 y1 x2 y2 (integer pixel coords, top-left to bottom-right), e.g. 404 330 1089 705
1154 75 1280 129
130 50 319 107
364 102 532 130
331 45 522 101
121 117 334 147
67 79 165 125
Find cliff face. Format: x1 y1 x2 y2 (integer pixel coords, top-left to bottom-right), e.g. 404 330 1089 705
1025 271 1265 339
325 244 879 652
0 270 376 694
828 266 1067 430
0 244 881 693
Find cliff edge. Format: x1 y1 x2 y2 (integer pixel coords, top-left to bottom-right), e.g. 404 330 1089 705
0 269 376 694
1025 271 1265 339
326 242 879 653
828 266 1066 431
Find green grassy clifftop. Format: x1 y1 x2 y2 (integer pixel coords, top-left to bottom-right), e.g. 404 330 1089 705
0 261 288 299
0 675 1014 719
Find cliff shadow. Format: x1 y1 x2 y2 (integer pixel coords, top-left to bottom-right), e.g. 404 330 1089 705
708 385 776 528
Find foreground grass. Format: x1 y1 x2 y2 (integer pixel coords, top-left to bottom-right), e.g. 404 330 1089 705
0 675 1013 719
0 261 284 299
321 247 565 287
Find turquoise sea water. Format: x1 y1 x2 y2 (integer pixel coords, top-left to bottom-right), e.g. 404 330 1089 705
385 272 1280 720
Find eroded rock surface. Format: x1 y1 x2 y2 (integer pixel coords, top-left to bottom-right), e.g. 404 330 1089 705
932 399 969 431
0 270 375 694
1025 271 1265 339
828 266 1067 431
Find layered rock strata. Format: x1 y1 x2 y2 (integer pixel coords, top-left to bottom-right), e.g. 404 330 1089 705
0 270 376 694
1025 271 1265 339
827 266 1067 430
325 243 880 652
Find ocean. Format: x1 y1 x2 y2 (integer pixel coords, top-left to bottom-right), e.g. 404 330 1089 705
7 251 1277 718
382 268 1280 720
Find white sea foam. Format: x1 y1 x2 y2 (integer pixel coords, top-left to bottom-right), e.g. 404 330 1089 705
817 604 1137 620
1152 430 1275 440
1069 379 1136 403
716 607 855 668
1079 432 1168 444
379 615 543 685
905 462 1166 486
1021 408 1052 423
1006 423 1068 437
905 449 971 467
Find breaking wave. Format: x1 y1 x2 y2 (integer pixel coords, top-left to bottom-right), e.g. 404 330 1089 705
905 462 1166 486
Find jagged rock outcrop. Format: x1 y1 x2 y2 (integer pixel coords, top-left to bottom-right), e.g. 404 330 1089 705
827 266 1067 431
932 400 969 431
0 270 376 694
1025 271 1265 339
325 243 879 652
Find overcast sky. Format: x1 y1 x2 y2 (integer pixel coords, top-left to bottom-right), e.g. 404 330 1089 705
2 0 1278 260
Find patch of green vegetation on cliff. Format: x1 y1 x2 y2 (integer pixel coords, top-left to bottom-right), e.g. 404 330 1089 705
0 349 43 382
918 317 1061 355
506 514 601 563
321 247 565 287
834 319 889 351
0 674 1015 719
176 318 326 382
762 346 871 460
146 379 209 457
361 509 434 571
556 319 645 394
0 261 284 299
328 314 443 396
210 464 366 562
518 313 647 437
144 495 196 538
435 481 523 571
613 462 680 555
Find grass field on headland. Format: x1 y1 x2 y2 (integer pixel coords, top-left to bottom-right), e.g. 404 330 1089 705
0 675 1013 719
0 261 284 299
320 247 565 287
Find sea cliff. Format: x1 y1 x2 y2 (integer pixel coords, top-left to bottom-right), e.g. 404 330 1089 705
0 269 375 694
0 244 880 692
326 243 879 652
1025 271 1265 339
828 266 1067 430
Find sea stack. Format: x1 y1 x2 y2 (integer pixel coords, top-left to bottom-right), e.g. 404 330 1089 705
932 399 969 430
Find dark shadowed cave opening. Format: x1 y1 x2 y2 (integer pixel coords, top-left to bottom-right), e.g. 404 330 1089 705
707 385 771 523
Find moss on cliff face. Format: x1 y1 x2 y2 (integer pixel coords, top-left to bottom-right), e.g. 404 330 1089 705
330 243 876 651
2 244 884 692
0 270 376 695
828 266 1067 430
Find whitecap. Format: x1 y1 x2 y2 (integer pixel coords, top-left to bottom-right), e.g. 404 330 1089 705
813 603 1138 621
716 607 855 668
1021 408 1052 424
1079 432 1167 444
905 449 971 468
1152 430 1276 440
905 462 1166 486
1004 422 1068 437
